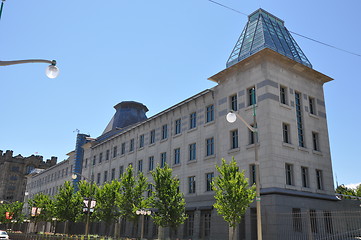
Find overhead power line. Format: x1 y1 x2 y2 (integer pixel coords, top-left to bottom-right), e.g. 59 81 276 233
208 0 361 58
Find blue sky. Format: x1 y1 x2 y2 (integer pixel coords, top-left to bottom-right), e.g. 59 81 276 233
1 1 360 187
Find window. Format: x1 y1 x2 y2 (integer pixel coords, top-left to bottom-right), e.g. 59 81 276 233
190 112 197 129
249 164 256 185
99 152 103 164
280 85 288 105
162 124 168 140
230 130 239 149
119 166 124 178
121 143 126 155
310 210 318 233
161 152 167 168
147 184 153 197
138 160 143 172
206 105 214 123
97 173 101 184
285 163 294 185
188 176 196 193
104 171 108 183
84 158 88 168
189 143 196 161
249 124 256 144
150 130 156 144
206 172 214 191
184 211 194 238
111 168 115 180
106 150 110 160
248 86 256 106
147 156 154 171
139 134 144 148
200 210 212 237
206 137 214 156
174 148 180 165
130 139 134 152
283 123 291 144
309 97 316 115
295 92 305 147
113 146 117 158
93 156 96 165
301 167 309 188
230 94 238 111
175 119 181 135
324 211 333 234
316 169 323 190
312 132 320 151
292 208 302 232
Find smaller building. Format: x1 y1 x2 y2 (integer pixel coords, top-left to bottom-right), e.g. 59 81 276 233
0 150 57 202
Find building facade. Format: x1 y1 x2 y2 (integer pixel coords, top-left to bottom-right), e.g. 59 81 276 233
24 9 360 240
0 150 56 202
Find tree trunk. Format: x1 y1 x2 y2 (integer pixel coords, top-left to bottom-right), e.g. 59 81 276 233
158 226 171 240
229 224 237 240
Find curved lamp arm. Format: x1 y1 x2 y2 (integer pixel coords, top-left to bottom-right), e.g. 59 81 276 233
226 111 257 132
0 59 60 78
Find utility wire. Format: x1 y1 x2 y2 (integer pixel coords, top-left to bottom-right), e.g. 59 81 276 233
208 0 361 58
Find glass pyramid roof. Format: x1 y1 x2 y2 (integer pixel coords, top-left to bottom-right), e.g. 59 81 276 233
226 9 312 69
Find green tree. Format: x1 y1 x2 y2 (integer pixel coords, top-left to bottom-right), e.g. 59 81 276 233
117 165 148 235
95 180 121 235
150 164 187 239
53 181 83 234
213 158 256 240
336 184 361 199
28 193 54 232
0 201 25 227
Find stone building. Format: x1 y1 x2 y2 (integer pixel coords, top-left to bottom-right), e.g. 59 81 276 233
24 8 361 240
0 150 56 202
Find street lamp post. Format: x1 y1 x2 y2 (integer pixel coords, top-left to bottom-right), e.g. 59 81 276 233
226 90 262 240
135 209 151 240
0 59 60 78
72 172 96 236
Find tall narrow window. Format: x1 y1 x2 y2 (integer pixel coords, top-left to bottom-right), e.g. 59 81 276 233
301 167 309 188
99 152 103 163
138 159 143 172
111 168 115 180
200 211 212 237
280 85 288 105
316 169 323 190
104 170 108 183
93 156 96 165
113 146 117 158
106 149 110 160
206 172 214 191
285 163 294 185
174 148 180 165
324 211 333 234
230 130 239 149
312 132 320 151
148 156 154 171
188 176 196 193
249 164 256 185
230 94 237 111
119 166 124 178
206 105 214 123
184 211 194 238
97 173 101 184
139 134 144 148
150 130 156 144
161 152 167 168
190 112 197 129
189 143 196 161
162 124 168 140
206 137 214 156
130 139 134 152
121 143 126 155
295 92 305 147
249 124 256 145
147 184 153 197
175 119 181 135
309 97 316 115
292 208 302 232
283 123 291 144
310 210 318 233
248 86 256 106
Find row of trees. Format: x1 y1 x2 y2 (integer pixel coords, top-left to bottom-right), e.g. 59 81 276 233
1 158 257 240
335 184 361 198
